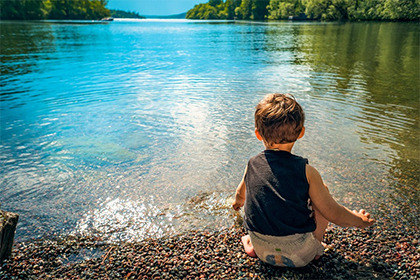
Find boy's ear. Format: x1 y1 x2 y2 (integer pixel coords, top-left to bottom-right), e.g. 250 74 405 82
255 129 263 141
298 127 305 139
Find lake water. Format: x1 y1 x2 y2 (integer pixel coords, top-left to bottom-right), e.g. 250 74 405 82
1 19 419 242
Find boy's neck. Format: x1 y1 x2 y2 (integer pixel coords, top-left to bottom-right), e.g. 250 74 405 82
264 142 295 153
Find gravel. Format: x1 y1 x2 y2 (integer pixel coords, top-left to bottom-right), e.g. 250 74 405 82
1 220 419 280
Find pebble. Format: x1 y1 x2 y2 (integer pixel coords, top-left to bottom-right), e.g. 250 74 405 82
0 224 419 279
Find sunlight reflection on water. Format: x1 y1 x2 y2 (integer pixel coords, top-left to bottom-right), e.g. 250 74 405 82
1 20 419 242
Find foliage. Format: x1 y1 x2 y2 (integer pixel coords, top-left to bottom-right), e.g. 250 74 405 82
267 0 304 19
110 9 145 19
186 0 269 20
250 0 270 20
302 0 348 20
0 0 111 20
186 0 420 21
299 0 420 20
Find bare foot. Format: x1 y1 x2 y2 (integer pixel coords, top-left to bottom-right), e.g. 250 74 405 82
241 235 257 258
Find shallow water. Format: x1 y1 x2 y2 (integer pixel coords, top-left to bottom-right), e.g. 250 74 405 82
1 19 419 242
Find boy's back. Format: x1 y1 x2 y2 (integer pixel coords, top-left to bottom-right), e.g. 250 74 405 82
244 150 315 236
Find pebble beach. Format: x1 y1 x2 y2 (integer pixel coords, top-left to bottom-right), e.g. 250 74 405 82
1 221 419 280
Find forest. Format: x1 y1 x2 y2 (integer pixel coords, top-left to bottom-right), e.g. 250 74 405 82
1 0 418 21
186 0 420 20
0 0 110 20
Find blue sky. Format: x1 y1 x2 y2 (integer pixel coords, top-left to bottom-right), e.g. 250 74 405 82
107 0 204 16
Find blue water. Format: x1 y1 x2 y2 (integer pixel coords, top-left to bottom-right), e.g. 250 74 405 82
1 19 419 242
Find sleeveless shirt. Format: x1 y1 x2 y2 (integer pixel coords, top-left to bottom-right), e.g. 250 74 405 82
244 150 316 236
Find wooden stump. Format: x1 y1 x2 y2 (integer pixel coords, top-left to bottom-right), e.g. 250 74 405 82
0 210 19 263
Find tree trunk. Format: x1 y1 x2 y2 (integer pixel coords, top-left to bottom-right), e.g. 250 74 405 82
0 210 19 263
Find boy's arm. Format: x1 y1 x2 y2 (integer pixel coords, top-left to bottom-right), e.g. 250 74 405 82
307 164 375 228
232 166 247 211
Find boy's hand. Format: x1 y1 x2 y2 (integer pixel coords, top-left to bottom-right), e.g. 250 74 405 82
232 199 244 211
353 209 376 228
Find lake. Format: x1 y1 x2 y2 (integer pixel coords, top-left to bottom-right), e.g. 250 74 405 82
1 19 419 242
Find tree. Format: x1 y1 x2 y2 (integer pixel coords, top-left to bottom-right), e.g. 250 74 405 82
186 3 220 19
267 0 303 19
236 0 252 19
0 0 52 20
184 0 419 21
250 0 270 19
0 0 110 20
302 0 347 20
110 9 145 19
204 5 218 18
89 0 111 19
380 0 420 20
346 0 381 20
209 0 223 6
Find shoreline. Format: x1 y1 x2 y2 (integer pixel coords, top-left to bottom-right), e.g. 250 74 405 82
1 223 419 279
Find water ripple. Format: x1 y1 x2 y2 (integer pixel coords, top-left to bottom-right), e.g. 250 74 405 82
1 20 419 241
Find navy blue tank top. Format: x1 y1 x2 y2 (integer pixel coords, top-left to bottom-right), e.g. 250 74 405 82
244 150 316 236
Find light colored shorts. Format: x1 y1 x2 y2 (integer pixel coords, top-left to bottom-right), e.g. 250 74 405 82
249 231 324 268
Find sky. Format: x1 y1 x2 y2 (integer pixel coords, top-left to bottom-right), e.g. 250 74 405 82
107 0 204 16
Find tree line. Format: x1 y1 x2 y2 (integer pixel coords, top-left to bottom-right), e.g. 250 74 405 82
110 9 145 19
0 0 110 20
186 0 420 21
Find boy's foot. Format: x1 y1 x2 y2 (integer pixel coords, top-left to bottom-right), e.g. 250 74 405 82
241 235 257 258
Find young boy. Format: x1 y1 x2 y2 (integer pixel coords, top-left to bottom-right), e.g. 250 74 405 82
232 93 375 268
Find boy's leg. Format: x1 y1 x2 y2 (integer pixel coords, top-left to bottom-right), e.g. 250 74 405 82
241 235 257 258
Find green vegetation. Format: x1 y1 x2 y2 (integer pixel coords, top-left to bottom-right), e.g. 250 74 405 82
0 0 110 20
110 9 145 19
186 0 270 20
186 0 420 20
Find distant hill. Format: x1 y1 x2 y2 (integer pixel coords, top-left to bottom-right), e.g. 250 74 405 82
145 12 187 19
110 9 145 19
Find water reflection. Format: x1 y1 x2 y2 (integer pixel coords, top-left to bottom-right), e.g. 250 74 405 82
72 192 235 242
0 20 419 241
285 22 420 227
0 22 56 77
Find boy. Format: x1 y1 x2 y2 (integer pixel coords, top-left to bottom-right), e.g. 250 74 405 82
232 93 375 268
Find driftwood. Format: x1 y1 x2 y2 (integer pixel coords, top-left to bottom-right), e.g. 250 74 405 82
0 210 19 263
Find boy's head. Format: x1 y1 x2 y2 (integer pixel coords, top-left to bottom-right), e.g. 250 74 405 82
255 93 305 146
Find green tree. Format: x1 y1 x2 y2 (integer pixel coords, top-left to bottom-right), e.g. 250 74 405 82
346 0 382 20
186 3 220 19
0 0 110 20
267 0 303 19
110 9 145 19
225 0 241 18
0 0 52 20
302 0 347 20
204 5 218 18
186 3 206 19
185 0 419 21
89 0 111 19
236 0 252 19
250 0 270 19
209 0 223 6
380 0 420 20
